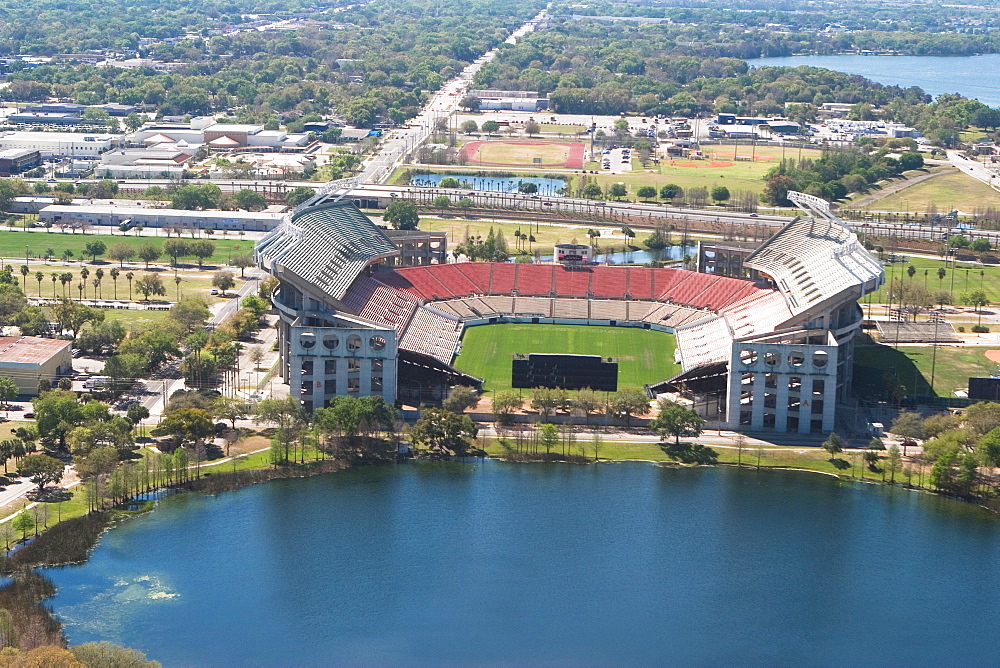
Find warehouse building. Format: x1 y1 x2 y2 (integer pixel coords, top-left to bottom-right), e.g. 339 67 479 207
39 204 286 232
0 336 72 396
0 131 121 157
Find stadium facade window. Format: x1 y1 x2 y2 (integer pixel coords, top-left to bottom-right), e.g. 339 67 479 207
325 359 337 375
741 350 757 365
301 360 313 375
372 359 383 372
764 351 779 366
348 377 360 393
371 374 383 391
812 379 825 395
812 351 828 368
347 334 362 351
370 336 386 351
299 334 316 349
323 334 340 350
325 379 336 394
789 351 804 367
348 358 360 373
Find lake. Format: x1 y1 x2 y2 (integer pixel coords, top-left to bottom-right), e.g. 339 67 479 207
752 54 1000 107
41 461 1000 667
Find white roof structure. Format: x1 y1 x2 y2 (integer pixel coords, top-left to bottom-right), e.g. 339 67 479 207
744 191 883 316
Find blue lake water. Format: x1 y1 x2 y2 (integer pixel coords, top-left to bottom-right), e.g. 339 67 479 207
752 54 1000 107
42 461 1000 667
410 173 567 196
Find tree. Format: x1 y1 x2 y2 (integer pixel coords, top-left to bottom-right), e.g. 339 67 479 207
410 407 478 456
13 509 34 541
573 388 602 424
213 395 249 431
609 182 627 200
172 298 212 335
891 412 923 444
249 345 265 370
383 200 419 230
163 239 190 266
460 120 478 134
286 186 316 207
966 401 1000 436
649 399 704 445
432 195 451 208
459 95 481 112
899 151 924 171
151 407 214 449
70 642 160 668
636 186 657 201
530 387 563 421
492 389 523 425
137 244 162 269
822 432 843 457
524 120 540 136
253 397 307 463
83 240 107 262
517 182 537 194
18 453 64 492
230 253 255 278
212 271 237 295
233 189 267 211
660 183 682 200
135 273 166 301
710 186 730 204
441 385 480 413
608 388 650 426
0 376 17 408
107 243 136 267
189 240 215 268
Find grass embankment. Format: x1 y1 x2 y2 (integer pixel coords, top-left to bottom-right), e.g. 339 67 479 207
854 343 997 397
859 167 1000 213
454 323 679 394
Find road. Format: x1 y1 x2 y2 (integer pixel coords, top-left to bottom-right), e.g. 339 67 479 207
356 6 549 185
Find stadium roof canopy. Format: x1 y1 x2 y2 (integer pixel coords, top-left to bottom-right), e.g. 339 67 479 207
744 191 882 316
255 199 398 301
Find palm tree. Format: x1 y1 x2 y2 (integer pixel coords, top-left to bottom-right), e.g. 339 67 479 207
59 272 72 298
95 269 104 299
34 271 43 297
80 267 90 287
174 275 182 301
92 278 100 299
18 265 28 291
126 271 134 301
110 267 120 300
45 248 54 264
77 282 84 301
50 273 57 298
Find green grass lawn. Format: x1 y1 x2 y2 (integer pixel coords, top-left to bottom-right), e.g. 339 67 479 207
860 167 1000 213
0 228 254 263
454 323 678 393
583 144 824 198
868 255 1000 304
854 343 997 397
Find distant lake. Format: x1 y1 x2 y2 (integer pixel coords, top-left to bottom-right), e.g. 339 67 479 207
40 461 1000 667
752 54 1000 107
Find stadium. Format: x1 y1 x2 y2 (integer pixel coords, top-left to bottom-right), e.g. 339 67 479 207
255 190 883 435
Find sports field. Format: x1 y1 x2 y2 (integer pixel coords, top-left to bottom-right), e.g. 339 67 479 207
454 323 678 393
460 140 586 169
859 168 1000 213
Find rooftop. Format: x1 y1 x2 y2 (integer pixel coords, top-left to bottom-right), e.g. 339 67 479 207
40 204 285 220
256 199 398 302
0 336 69 365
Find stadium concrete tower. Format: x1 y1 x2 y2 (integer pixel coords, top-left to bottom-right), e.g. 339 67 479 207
257 190 882 434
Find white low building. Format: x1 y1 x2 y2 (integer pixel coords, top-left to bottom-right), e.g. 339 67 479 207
39 204 286 232
0 131 121 157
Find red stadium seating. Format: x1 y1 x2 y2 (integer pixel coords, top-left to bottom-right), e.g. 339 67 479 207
517 264 555 296
453 263 492 294
554 267 592 297
590 266 628 298
432 264 482 297
626 266 655 300
668 274 721 306
372 268 424 300
393 266 456 300
490 264 517 295
653 268 688 298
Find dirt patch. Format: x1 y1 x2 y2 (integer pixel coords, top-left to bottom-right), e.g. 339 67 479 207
460 140 586 169
229 435 271 455
985 350 1000 363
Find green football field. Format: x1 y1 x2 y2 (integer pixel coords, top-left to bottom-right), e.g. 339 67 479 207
454 323 679 393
